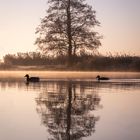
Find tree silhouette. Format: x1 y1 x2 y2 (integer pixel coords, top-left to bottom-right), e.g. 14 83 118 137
36 81 101 140
35 0 101 64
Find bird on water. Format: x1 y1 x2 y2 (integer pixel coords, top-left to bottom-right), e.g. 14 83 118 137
96 75 109 82
24 74 40 82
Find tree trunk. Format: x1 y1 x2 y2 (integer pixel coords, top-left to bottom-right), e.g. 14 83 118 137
67 0 72 65
73 40 77 56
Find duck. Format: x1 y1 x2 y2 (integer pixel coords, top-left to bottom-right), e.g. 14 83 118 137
96 75 109 82
24 74 40 82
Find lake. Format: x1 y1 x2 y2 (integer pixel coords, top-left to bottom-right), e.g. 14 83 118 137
0 71 140 140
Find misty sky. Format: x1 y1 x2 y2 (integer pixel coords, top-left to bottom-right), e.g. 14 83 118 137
0 0 140 58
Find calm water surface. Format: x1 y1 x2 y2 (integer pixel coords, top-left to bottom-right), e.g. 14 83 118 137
0 72 140 140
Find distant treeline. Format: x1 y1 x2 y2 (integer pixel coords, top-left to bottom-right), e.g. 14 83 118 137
0 52 140 71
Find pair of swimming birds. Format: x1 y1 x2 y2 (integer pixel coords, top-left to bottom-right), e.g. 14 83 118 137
24 74 109 82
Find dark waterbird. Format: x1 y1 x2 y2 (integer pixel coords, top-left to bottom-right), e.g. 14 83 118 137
24 74 40 82
96 75 110 82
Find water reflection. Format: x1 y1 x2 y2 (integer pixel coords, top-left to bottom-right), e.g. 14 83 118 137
0 80 140 91
36 81 101 140
0 80 140 140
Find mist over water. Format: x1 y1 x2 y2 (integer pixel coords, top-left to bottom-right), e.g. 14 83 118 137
0 71 140 81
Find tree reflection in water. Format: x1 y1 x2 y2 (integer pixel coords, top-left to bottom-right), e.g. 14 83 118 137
36 81 101 140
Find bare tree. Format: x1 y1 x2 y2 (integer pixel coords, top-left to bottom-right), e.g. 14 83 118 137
35 0 101 64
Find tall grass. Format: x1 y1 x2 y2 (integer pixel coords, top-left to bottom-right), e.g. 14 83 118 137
0 52 140 71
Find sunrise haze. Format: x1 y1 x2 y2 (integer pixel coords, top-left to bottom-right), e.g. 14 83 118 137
0 0 140 59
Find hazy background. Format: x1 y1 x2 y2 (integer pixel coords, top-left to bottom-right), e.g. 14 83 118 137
0 0 140 58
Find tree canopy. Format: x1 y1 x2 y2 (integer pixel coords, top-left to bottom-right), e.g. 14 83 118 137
36 0 101 64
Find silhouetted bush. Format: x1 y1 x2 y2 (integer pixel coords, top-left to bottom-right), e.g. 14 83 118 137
1 52 140 71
